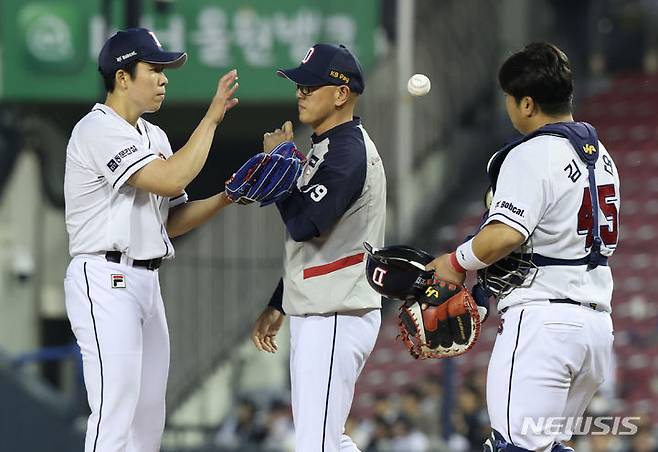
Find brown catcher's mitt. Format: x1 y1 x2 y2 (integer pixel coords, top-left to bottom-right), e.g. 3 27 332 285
398 278 481 359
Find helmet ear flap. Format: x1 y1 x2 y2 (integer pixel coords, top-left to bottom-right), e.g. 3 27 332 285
364 242 435 301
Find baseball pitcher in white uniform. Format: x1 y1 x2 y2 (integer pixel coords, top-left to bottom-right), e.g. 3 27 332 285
64 28 238 452
427 43 619 452
250 44 386 452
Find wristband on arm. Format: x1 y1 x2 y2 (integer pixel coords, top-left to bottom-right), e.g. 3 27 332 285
451 238 488 272
449 252 466 273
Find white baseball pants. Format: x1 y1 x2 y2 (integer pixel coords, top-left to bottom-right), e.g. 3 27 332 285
289 308 380 452
487 302 614 451
64 254 169 452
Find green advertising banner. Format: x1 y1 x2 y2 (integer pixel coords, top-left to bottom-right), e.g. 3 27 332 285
0 0 377 102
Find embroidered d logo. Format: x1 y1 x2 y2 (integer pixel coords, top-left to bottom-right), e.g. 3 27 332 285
148 31 162 48
302 47 314 64
372 267 387 287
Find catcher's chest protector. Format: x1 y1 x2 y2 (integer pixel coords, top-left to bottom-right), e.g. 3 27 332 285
482 120 618 313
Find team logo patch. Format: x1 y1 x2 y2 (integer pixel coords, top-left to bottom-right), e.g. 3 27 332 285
583 144 597 155
112 145 138 164
111 274 126 288
107 159 119 172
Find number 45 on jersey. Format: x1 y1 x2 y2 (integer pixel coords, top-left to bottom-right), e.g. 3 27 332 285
577 184 618 249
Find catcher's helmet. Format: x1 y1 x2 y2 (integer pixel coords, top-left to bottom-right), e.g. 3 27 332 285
364 242 435 301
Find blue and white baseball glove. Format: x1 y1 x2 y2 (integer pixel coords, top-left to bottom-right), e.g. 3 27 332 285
225 142 305 206
269 140 307 162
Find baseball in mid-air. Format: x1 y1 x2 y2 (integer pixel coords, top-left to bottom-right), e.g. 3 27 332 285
407 73 431 96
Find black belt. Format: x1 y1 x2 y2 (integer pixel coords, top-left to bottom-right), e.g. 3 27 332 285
550 298 598 311
500 298 598 314
105 251 163 271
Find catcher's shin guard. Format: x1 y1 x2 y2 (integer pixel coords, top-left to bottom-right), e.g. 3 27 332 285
483 430 534 452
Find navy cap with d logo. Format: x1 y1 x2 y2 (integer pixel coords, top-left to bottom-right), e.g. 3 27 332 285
277 43 365 94
98 28 187 76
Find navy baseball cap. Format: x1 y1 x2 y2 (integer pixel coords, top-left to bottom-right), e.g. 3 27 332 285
98 28 187 76
277 43 365 94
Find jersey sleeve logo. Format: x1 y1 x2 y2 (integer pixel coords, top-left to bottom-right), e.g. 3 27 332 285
112 145 139 163
107 145 140 172
493 200 526 218
107 159 119 172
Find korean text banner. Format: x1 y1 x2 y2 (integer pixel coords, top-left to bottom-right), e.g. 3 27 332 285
0 0 377 102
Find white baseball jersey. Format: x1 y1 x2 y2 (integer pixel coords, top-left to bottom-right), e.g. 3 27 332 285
65 103 187 260
485 134 620 312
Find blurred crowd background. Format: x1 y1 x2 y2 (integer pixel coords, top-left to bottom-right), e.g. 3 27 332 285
0 0 656 451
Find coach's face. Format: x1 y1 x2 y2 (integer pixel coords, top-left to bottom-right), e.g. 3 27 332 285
296 84 350 130
297 85 334 126
128 62 168 113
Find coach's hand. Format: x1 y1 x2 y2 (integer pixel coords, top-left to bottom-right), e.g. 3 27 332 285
251 307 285 353
207 69 240 124
263 121 294 152
425 253 466 285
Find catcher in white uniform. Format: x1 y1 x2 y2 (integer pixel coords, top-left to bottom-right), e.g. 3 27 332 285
250 44 386 452
64 28 238 451
427 43 619 451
